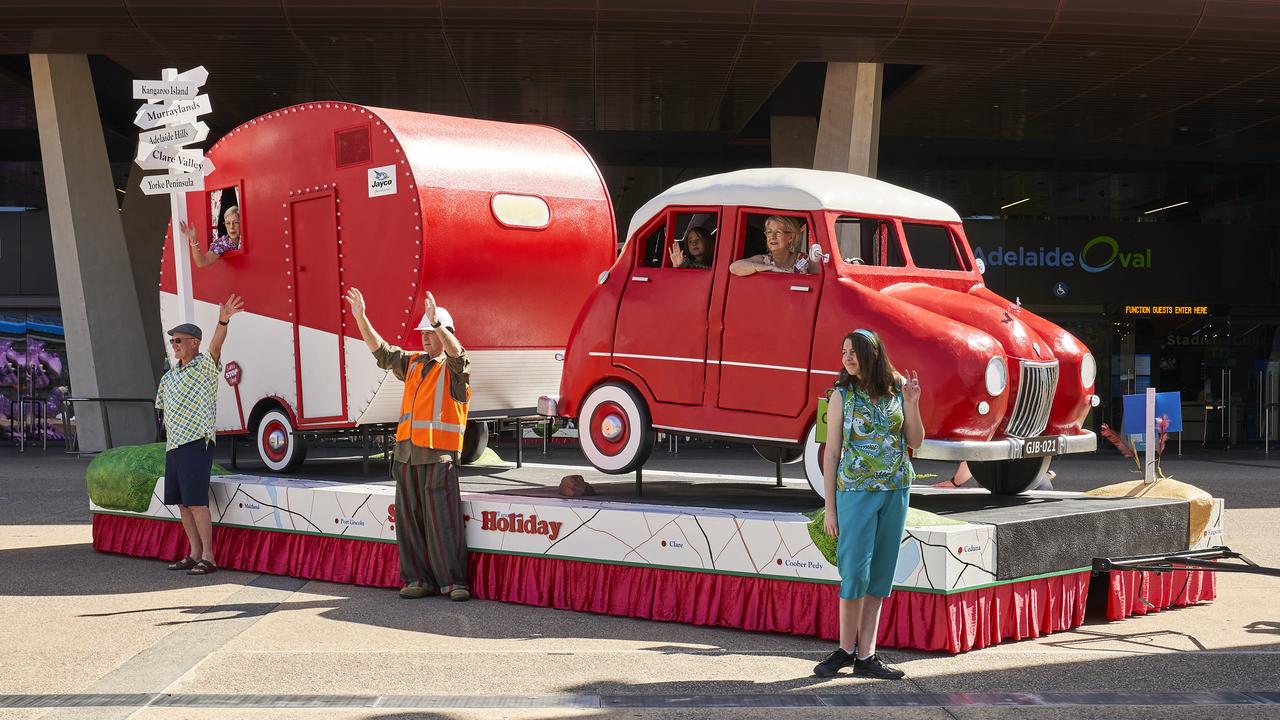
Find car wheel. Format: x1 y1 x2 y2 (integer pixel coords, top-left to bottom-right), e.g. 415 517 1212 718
256 408 307 473
753 445 804 464
578 382 655 474
802 421 828 499
968 456 1052 495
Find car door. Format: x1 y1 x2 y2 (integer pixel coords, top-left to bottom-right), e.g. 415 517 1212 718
716 209 823 417
612 209 720 406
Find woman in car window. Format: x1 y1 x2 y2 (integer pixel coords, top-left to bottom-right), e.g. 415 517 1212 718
729 215 817 275
669 226 714 269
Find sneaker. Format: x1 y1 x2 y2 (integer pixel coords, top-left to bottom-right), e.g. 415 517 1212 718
854 653 905 680
399 582 432 599
448 587 471 602
813 648 855 677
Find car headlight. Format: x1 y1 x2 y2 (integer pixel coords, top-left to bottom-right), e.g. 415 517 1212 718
984 357 1007 397
1080 353 1096 388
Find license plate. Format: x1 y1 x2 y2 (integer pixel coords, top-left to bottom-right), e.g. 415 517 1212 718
1022 435 1059 457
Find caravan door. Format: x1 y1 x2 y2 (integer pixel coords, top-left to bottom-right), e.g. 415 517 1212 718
290 189 347 422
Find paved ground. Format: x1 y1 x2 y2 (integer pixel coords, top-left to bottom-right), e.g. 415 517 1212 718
2 440 1279 719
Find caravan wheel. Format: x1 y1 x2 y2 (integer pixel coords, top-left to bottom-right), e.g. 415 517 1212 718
460 421 489 465
256 408 307 473
578 382 655 474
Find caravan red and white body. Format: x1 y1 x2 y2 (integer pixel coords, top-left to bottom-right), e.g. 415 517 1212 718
159 103 615 470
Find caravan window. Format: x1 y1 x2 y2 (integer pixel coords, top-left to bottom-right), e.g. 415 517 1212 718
206 185 245 259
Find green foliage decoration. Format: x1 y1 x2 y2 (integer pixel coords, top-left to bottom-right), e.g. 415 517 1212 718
86 442 231 513
806 504 965 565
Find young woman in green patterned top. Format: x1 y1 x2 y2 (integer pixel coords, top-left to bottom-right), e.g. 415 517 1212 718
813 328 923 679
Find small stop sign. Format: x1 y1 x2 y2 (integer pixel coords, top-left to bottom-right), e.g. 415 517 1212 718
224 361 242 387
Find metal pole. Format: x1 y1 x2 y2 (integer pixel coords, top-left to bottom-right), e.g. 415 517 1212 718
775 454 783 487
635 466 643 497
1144 387 1156 484
515 418 523 469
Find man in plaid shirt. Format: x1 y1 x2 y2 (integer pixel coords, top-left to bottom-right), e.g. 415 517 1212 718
155 294 243 576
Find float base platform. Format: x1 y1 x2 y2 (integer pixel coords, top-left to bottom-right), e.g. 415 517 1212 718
90 475 1222 654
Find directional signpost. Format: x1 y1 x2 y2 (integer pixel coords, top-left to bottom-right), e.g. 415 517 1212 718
132 66 212 323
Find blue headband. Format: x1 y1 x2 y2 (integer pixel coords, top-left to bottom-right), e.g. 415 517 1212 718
853 328 880 351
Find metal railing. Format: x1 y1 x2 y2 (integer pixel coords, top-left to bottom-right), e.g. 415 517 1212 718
59 397 162 454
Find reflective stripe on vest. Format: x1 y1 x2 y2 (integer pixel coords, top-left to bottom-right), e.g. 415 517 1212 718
395 355 470 452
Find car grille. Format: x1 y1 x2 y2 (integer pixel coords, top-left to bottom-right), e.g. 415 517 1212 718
1005 361 1059 438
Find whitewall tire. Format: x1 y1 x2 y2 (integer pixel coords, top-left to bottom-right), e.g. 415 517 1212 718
256 408 307 473
578 382 655 474
802 420 828 499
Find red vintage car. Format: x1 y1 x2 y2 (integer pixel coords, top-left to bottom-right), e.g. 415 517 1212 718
540 168 1098 495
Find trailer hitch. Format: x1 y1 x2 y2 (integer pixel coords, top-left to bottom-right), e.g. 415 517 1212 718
1093 546 1280 578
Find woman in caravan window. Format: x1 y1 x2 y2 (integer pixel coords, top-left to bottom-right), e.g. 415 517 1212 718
183 205 242 268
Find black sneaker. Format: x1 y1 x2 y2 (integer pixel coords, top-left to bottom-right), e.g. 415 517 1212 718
813 648 855 677
854 653 905 679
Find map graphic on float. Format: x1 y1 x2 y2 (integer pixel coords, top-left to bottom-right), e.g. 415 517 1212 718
90 475 1005 592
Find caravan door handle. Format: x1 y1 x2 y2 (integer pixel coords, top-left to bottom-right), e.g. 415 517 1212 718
631 276 650 282
789 285 810 292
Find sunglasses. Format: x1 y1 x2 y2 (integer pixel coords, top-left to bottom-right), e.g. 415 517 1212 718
169 338 195 345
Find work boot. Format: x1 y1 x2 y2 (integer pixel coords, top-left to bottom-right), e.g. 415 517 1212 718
813 648 855 677
399 581 432 599
854 653 905 679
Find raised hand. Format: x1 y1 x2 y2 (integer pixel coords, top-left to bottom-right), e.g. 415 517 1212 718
179 220 197 248
668 243 686 268
344 287 366 317
219 293 244 322
423 291 439 326
903 369 921 403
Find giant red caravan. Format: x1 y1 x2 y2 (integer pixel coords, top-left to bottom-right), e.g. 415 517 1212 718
159 102 615 471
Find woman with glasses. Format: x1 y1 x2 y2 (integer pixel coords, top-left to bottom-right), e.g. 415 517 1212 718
729 215 816 275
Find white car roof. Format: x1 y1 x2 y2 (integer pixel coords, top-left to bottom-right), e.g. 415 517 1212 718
626 168 962 240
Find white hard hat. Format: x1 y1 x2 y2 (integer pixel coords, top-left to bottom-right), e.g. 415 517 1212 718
415 307 455 331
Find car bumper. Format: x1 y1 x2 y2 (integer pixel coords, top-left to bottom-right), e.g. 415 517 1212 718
914 430 1097 462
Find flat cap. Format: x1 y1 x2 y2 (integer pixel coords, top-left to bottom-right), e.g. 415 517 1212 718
167 322 202 340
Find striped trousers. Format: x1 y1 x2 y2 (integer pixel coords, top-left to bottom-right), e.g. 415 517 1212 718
393 460 469 593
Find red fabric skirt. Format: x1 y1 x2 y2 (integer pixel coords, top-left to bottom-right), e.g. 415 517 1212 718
91 513 1209 653
1106 567 1217 620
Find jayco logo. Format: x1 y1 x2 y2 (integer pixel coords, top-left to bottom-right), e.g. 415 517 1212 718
368 164 397 198
480 511 563 541
973 235 1152 273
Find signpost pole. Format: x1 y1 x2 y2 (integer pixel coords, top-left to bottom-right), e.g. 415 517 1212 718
160 68 196 323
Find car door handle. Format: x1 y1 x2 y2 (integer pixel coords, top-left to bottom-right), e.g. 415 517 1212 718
631 276 650 282
789 285 810 292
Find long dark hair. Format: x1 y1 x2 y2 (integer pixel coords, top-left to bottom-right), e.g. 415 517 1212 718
834 329 901 400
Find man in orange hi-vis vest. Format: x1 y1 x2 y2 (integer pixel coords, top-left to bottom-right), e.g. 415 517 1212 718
344 287 472 601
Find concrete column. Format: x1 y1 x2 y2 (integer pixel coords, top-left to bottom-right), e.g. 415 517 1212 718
814 62 883 177
31 53 157 451
121 162 170 385
770 116 817 168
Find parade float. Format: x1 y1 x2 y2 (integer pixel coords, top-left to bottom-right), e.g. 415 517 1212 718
92 102 1229 653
